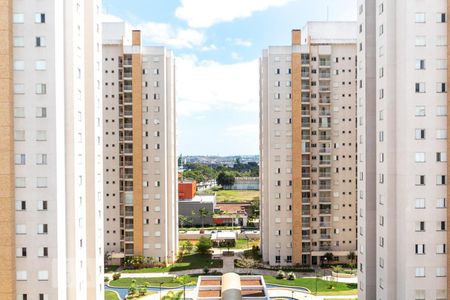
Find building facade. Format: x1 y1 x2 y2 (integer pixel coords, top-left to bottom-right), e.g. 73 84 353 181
102 22 178 265
260 22 357 266
357 1 450 299
0 1 104 299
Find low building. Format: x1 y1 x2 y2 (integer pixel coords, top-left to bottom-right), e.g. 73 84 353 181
179 181 197 200
178 195 216 226
214 203 251 226
195 273 269 300
225 177 259 190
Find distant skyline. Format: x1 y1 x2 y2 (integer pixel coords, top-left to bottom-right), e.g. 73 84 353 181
103 0 357 155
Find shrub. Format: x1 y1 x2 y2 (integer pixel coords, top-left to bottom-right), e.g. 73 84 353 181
196 236 212 254
104 276 109 283
203 266 210 274
112 272 121 280
276 270 286 279
287 272 296 280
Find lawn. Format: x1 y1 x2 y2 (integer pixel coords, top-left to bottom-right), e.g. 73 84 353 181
109 276 198 288
122 254 222 273
204 190 259 202
263 276 357 296
105 290 120 300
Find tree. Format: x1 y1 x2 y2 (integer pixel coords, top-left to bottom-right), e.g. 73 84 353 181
198 207 210 228
179 215 192 228
323 252 334 265
162 290 183 300
237 257 258 275
185 241 194 254
196 236 212 255
347 251 357 268
176 275 192 300
104 251 112 267
217 171 235 187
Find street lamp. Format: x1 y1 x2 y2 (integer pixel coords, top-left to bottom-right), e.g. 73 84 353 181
315 269 318 295
291 289 294 300
159 282 164 300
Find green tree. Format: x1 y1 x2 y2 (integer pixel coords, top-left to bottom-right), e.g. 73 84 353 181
217 171 235 187
185 241 194 254
347 251 357 267
196 236 212 255
162 290 184 300
198 207 210 228
176 275 192 300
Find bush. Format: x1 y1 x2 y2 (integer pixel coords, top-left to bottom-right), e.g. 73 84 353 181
203 267 210 274
112 272 121 280
287 272 296 280
276 270 286 279
196 236 212 255
104 276 109 283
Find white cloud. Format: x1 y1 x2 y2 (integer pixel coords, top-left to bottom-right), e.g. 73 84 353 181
176 55 259 116
175 0 293 28
226 123 258 136
233 38 252 47
102 14 205 49
201 44 218 51
231 52 241 60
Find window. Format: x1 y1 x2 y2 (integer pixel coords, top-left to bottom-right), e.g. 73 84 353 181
436 129 447 139
16 247 26 257
16 271 27 281
415 221 425 232
437 82 447 93
415 82 426 93
415 244 425 254
415 152 426 162
14 107 25 118
15 154 26 165
16 224 26 234
415 36 426 46
436 267 447 277
415 129 425 139
437 13 447 23
415 13 426 23
13 36 24 47
35 60 47 71
35 13 46 23
15 200 26 211
36 36 46 47
36 83 47 94
415 59 425 70
15 177 26 188
14 60 25 71
415 198 426 208
436 35 447 46
13 13 24 24
36 154 47 165
415 106 426 116
415 267 425 277
415 289 425 300
275 256 281 263
37 200 48 211
36 130 47 141
37 270 48 281
436 175 446 185
437 221 446 231
437 198 447 208
37 224 48 234
14 84 25 94
437 105 447 116
36 177 47 188
36 107 47 118
436 244 447 254
436 59 447 70
437 152 447 162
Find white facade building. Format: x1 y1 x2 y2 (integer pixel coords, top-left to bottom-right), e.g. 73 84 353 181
0 1 104 300
357 1 449 299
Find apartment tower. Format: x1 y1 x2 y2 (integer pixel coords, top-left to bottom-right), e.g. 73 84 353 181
0 1 104 300
357 1 450 299
102 22 178 265
260 22 357 266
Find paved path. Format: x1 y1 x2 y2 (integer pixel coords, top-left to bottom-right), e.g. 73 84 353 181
268 288 357 300
221 255 236 273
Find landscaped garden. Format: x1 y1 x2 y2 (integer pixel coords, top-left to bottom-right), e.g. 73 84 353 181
121 253 222 273
264 275 357 296
109 275 198 288
203 189 259 203
105 290 120 300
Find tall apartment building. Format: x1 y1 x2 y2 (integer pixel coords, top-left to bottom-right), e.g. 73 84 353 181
102 22 178 265
0 1 104 300
260 22 357 266
357 1 450 299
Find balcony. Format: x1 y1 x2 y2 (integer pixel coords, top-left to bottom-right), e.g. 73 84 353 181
124 236 134 242
319 197 331 203
318 133 331 141
319 246 332 251
319 85 330 92
302 246 311 252
301 72 310 77
124 85 132 91
124 224 134 230
319 222 331 227
302 184 311 191
319 172 331 178
319 109 331 116
319 59 331 67
319 184 331 190
319 71 331 79
302 209 311 215
123 59 132 66
320 97 331 104
320 234 331 240
302 223 310 228
302 235 310 241
124 72 132 78
319 148 331 154
319 209 331 214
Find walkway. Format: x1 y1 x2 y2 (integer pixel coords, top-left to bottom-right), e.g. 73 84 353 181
267 288 357 300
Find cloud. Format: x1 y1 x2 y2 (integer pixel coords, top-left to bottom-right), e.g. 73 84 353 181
175 0 294 28
176 55 259 116
226 123 259 136
232 38 252 47
231 52 241 60
201 44 218 51
102 13 205 49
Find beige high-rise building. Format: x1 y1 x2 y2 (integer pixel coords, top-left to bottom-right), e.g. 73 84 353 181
357 1 450 299
102 22 178 265
0 1 104 300
260 22 357 266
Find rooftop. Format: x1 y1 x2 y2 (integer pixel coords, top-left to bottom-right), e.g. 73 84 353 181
302 21 357 44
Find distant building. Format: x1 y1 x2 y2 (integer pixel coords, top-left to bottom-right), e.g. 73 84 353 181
178 195 216 226
179 181 197 200
225 177 259 190
214 203 251 226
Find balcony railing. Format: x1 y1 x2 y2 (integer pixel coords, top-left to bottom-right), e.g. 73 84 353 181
124 224 134 230
319 184 331 190
319 197 331 203
320 222 331 227
302 197 310 204
302 209 311 215
319 246 332 251
320 97 331 104
320 234 331 239
319 209 331 214
319 148 331 154
319 60 331 67
302 235 310 240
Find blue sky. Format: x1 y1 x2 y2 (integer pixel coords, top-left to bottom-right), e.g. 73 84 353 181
103 0 356 156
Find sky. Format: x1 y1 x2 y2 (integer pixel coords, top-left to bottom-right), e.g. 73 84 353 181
103 0 357 156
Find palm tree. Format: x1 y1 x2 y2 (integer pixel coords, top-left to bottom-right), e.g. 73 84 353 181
176 275 192 300
347 251 357 268
199 207 208 228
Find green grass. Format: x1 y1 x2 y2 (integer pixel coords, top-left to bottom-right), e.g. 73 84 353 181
263 276 357 296
122 254 222 273
204 189 259 202
105 290 120 300
231 239 259 249
109 276 198 288
104 265 120 273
